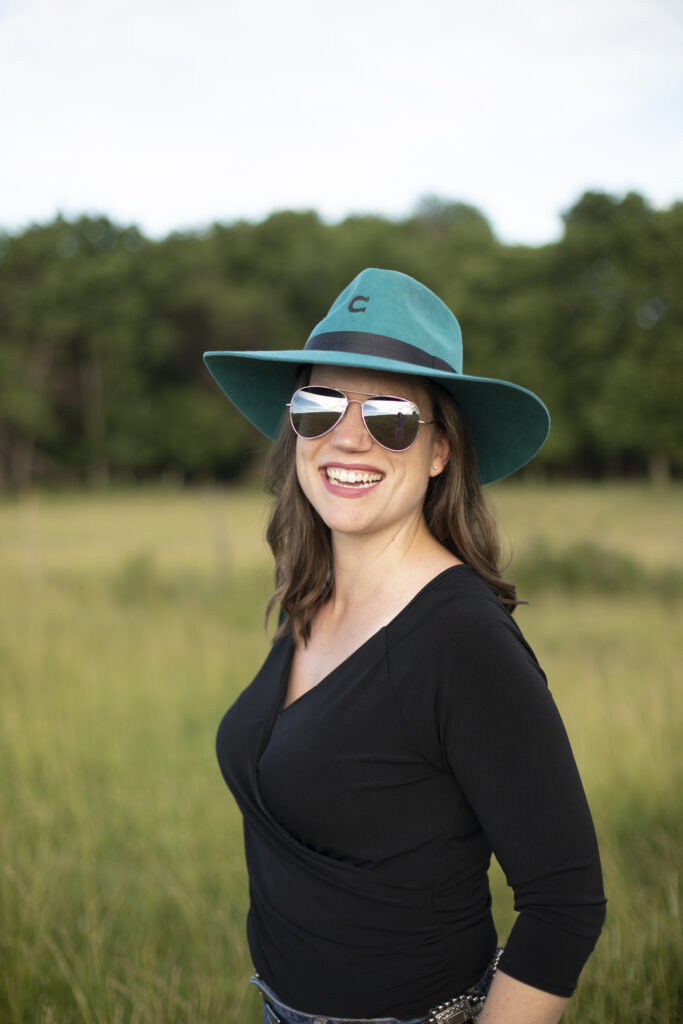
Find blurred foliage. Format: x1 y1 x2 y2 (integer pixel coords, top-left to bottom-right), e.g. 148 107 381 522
516 540 683 599
0 191 681 487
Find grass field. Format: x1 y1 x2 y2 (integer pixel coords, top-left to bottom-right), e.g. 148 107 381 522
1 483 681 1024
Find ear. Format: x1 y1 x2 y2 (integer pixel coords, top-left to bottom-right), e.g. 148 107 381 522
429 429 451 476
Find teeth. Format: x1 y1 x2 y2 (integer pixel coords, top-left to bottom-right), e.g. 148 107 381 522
325 467 383 487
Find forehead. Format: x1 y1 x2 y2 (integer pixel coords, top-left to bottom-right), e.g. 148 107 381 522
308 365 431 408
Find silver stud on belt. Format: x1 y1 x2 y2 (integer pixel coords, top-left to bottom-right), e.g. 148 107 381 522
426 947 503 1024
426 993 484 1024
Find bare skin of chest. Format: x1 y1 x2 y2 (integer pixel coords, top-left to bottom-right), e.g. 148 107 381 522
284 603 387 708
284 555 459 708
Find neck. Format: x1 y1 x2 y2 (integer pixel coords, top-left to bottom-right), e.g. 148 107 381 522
328 514 447 613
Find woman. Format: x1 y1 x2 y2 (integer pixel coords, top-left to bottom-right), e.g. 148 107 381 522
204 269 606 1024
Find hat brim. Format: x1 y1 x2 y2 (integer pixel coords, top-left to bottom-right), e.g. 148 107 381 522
203 349 550 484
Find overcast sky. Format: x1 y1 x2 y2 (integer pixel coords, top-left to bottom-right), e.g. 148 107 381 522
1 0 681 245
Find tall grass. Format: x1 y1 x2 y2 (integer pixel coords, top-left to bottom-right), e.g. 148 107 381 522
0 484 680 1023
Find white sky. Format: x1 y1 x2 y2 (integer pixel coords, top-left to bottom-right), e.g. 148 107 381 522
1 0 681 245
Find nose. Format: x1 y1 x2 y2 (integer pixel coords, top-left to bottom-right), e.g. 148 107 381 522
330 398 373 451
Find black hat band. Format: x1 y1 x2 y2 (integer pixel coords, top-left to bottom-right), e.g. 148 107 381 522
305 332 456 374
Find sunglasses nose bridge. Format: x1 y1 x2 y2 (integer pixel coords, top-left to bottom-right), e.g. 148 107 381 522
330 396 373 449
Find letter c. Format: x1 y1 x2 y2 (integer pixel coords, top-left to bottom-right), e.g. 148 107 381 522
348 295 369 313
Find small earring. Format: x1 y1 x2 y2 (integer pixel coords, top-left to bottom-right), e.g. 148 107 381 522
433 464 439 472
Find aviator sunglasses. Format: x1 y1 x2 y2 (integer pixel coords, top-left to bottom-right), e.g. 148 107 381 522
287 385 435 452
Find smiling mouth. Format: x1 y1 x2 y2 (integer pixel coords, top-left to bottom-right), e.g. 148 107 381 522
324 467 384 488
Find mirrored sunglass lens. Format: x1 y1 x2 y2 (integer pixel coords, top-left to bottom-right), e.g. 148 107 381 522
363 398 420 450
290 387 346 438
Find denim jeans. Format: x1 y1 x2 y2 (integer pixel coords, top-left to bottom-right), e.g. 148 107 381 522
250 948 502 1024
250 975 426 1024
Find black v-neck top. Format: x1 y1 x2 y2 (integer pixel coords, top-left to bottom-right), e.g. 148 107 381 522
216 566 605 1018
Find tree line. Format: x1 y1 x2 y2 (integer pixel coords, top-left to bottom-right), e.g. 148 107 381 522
0 190 681 488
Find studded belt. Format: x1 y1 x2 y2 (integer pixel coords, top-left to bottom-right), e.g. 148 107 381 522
425 947 503 1023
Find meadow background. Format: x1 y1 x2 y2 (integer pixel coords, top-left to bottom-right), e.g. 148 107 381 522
1 481 681 1024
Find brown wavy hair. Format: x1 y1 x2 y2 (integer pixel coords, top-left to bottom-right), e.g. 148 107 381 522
265 381 517 645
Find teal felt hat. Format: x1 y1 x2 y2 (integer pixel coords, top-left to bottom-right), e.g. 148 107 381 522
204 268 549 484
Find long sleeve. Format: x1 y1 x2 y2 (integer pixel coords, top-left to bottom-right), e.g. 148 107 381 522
392 574 606 996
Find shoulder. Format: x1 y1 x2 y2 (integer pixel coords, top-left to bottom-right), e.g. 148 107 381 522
384 566 551 756
386 565 536 667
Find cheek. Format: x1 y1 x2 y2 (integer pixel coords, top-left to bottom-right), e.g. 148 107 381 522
295 442 316 499
414 437 438 477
